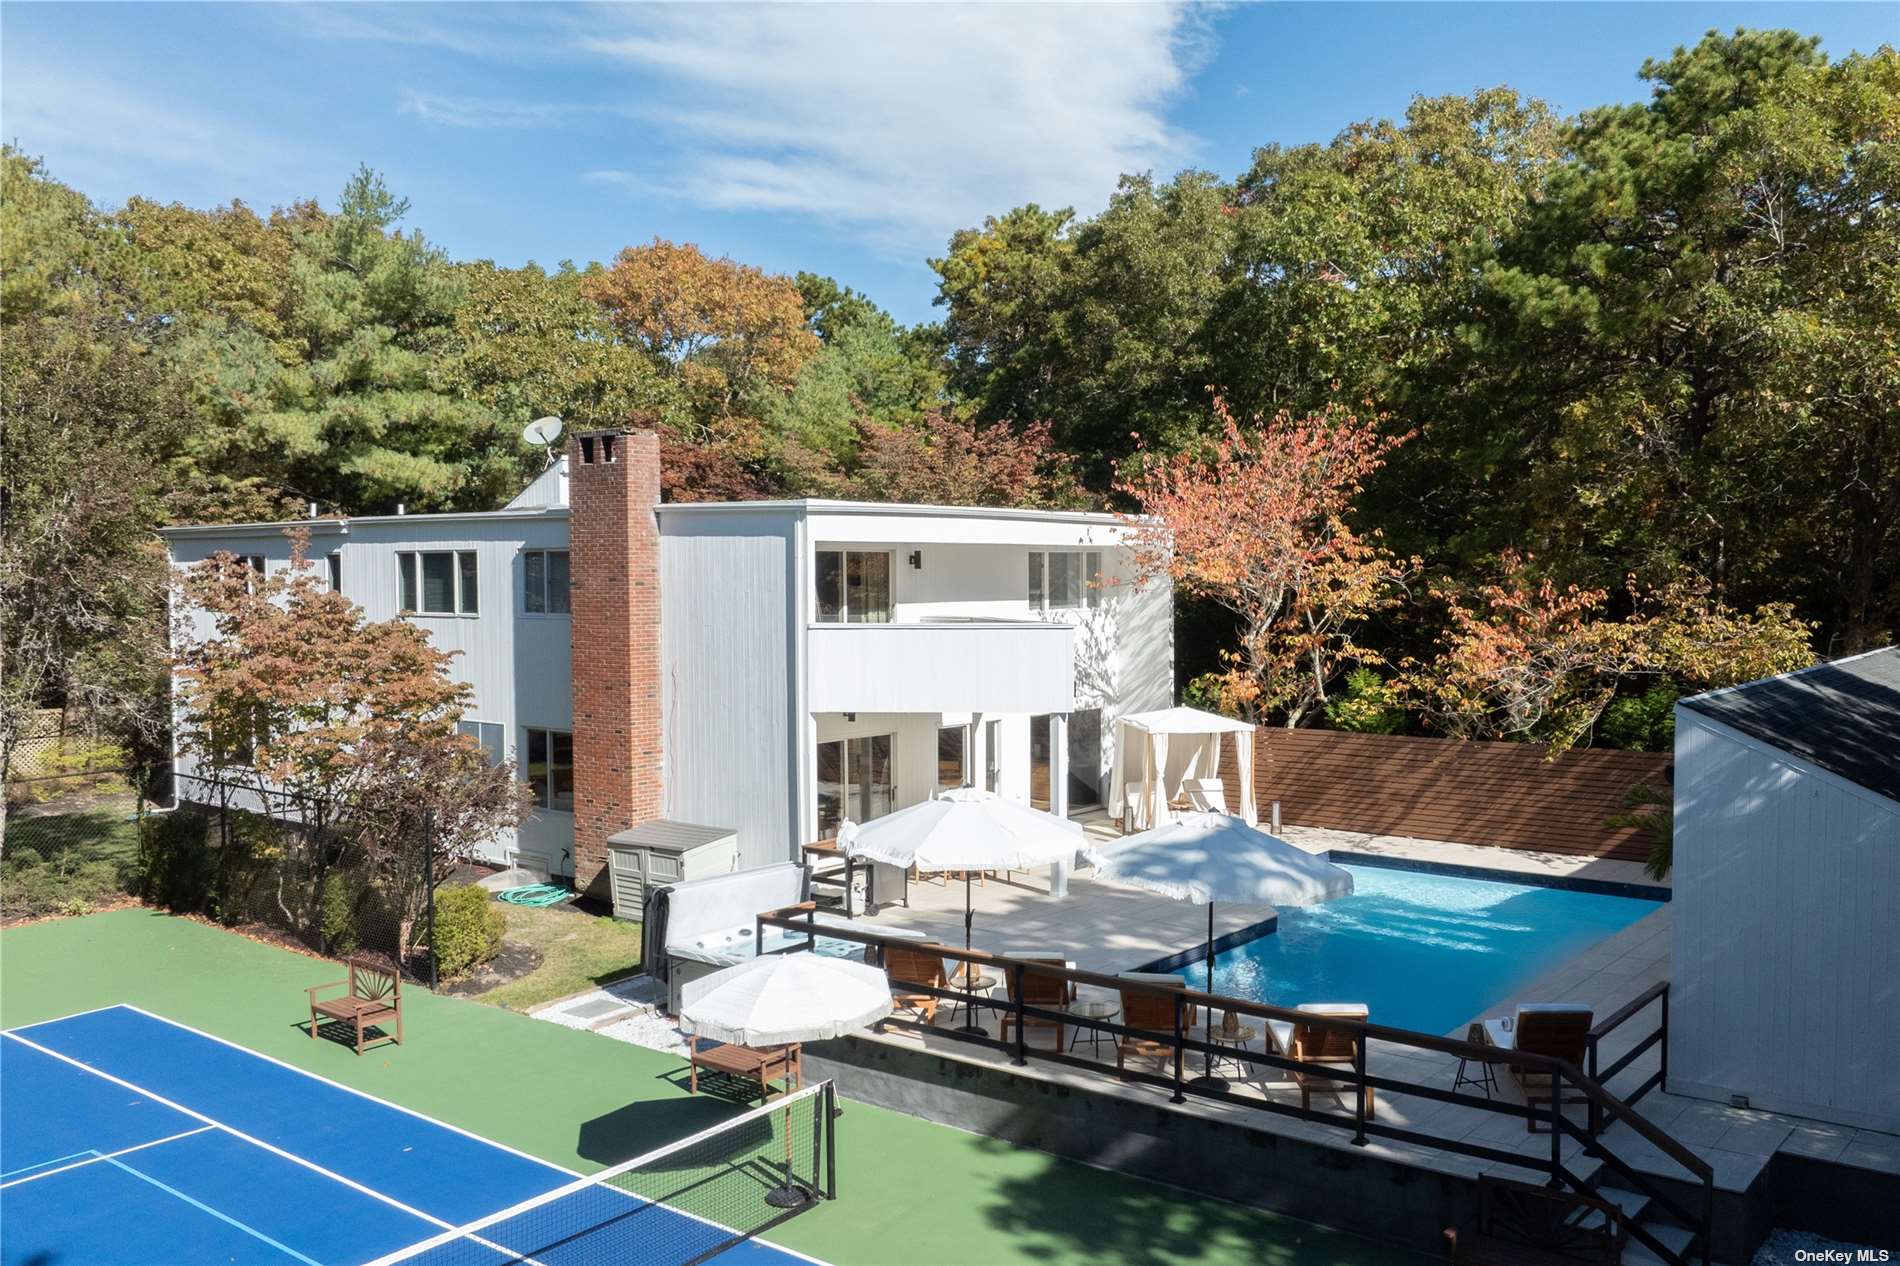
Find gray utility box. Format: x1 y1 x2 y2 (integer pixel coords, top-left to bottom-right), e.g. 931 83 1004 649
605 820 739 922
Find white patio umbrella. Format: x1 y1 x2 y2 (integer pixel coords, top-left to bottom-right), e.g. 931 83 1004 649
678 953 894 1046
837 787 1085 953
1086 811 1353 1089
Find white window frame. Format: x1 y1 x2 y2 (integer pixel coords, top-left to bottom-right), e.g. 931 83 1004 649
522 726 573 812
398 550 478 616
456 720 505 767
1028 549 1102 612
814 548 895 624
522 549 571 616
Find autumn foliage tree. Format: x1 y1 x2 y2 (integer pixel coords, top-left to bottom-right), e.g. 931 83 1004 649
173 534 527 947
1120 399 1415 725
1403 551 1814 751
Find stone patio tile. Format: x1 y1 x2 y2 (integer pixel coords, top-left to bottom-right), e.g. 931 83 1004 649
1841 1132 1900 1175
1712 1116 1794 1157
1780 1122 1854 1162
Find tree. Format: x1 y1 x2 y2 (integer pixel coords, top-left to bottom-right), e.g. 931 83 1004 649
1120 400 1415 725
840 412 1086 509
1472 32 1900 649
0 307 187 800
172 536 526 940
1402 550 1814 750
583 238 819 433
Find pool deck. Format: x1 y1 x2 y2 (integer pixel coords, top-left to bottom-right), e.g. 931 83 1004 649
819 822 1900 1213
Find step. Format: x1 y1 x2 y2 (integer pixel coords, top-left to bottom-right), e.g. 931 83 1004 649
1574 1185 1651 1232
1624 1219 1697 1265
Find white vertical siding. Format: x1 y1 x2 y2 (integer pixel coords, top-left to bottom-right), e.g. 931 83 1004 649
165 512 575 873
658 508 801 872
1671 708 1900 1131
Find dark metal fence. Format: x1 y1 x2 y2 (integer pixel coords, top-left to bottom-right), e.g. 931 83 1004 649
139 773 441 984
757 903 1714 1266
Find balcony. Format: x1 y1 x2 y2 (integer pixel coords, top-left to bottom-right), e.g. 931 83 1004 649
806 618 1075 714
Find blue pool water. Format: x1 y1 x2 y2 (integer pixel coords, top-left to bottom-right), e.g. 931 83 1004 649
1172 864 1661 1035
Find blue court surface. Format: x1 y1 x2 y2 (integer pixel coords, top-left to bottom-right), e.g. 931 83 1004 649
1 1005 826 1266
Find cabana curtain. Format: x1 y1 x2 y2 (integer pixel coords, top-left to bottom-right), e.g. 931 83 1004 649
1109 707 1258 829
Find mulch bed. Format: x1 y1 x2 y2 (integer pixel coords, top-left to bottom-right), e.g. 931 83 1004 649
438 939 544 997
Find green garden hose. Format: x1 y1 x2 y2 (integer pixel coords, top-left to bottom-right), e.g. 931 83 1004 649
496 883 572 907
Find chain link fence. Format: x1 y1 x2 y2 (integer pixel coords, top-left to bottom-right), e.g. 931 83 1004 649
2 720 144 922
137 774 442 984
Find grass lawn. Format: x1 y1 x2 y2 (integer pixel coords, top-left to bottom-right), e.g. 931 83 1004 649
0 909 1428 1266
465 903 645 1011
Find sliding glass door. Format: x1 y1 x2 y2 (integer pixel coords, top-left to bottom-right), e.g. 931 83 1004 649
816 734 896 838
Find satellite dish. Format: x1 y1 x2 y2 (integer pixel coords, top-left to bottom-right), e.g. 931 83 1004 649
523 416 564 469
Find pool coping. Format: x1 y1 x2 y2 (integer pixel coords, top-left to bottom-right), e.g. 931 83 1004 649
1132 850 1668 975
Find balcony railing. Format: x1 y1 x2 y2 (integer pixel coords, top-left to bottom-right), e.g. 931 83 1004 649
806 619 1074 714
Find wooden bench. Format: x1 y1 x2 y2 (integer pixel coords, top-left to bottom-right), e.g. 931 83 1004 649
687 1037 801 1101
307 958 403 1056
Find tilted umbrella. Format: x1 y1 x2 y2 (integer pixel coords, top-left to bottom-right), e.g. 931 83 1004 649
837 787 1085 952
678 953 894 1047
1087 811 1353 1090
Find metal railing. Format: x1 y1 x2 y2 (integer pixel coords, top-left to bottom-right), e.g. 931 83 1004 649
757 903 1714 1266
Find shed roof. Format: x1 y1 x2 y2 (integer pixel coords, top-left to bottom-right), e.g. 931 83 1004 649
1680 646 1900 803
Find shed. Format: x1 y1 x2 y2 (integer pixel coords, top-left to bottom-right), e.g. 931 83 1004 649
1670 646 1900 1132
605 820 739 922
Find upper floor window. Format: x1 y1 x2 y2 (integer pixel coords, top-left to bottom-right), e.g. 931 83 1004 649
523 549 570 615
815 549 892 624
1029 550 1102 611
234 554 266 593
457 720 504 767
326 551 342 592
399 550 477 615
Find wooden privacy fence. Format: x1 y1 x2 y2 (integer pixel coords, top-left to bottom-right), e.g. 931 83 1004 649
1222 730 1670 861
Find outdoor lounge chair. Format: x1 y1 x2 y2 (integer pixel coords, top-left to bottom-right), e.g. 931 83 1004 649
1183 777 1229 814
996 951 1076 1050
1115 972 1196 1072
1264 1003 1373 1117
306 957 402 1056
882 943 953 1024
1480 1004 1593 1128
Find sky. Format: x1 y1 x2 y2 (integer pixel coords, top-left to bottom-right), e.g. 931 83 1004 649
2 2 1893 326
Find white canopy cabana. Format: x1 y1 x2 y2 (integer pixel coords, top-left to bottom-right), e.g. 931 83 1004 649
1109 707 1257 830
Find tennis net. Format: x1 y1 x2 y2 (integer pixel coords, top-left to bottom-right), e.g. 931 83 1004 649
365 1080 837 1266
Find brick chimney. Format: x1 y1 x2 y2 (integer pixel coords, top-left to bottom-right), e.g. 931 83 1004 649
567 427 662 896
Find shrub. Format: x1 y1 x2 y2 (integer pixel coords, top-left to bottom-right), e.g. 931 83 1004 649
1598 683 1679 752
320 871 368 956
1324 667 1406 734
433 883 504 979
1 849 126 920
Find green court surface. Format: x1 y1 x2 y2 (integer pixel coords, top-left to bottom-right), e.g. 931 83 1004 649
0 909 1427 1266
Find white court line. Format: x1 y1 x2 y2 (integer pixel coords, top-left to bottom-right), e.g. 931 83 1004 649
0 1030 458 1230
20 1004 834 1266
3 1002 142 1034
0 1126 216 1189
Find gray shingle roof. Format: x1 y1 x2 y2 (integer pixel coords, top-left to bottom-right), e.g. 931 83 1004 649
1680 646 1900 803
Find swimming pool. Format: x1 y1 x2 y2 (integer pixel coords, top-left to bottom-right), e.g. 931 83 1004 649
1170 863 1662 1035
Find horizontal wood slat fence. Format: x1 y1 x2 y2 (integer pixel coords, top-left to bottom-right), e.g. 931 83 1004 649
1223 730 1670 861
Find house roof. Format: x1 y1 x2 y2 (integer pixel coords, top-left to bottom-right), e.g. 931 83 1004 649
1680 646 1900 803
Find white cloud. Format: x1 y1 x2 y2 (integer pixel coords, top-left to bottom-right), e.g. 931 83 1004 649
573 3 1210 255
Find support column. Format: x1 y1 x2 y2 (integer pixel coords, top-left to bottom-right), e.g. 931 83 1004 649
1049 712 1070 899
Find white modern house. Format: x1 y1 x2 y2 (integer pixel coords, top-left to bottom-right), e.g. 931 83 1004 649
1670 646 1900 1133
160 428 1173 894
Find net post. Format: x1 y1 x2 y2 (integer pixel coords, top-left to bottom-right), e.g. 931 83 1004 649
824 1081 838 1200
424 809 438 990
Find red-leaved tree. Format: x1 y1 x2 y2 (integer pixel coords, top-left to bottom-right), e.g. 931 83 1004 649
1119 399 1415 725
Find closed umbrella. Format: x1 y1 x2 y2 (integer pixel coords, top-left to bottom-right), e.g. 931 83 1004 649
1087 811 1353 1090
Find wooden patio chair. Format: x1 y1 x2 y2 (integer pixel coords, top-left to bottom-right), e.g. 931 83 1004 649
997 953 1076 1050
1481 1004 1593 1129
1264 1003 1373 1117
307 957 402 1056
1445 1174 1627 1265
1115 972 1195 1072
883 943 952 1024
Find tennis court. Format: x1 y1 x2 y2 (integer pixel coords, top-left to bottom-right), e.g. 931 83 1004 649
0 1004 833 1266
